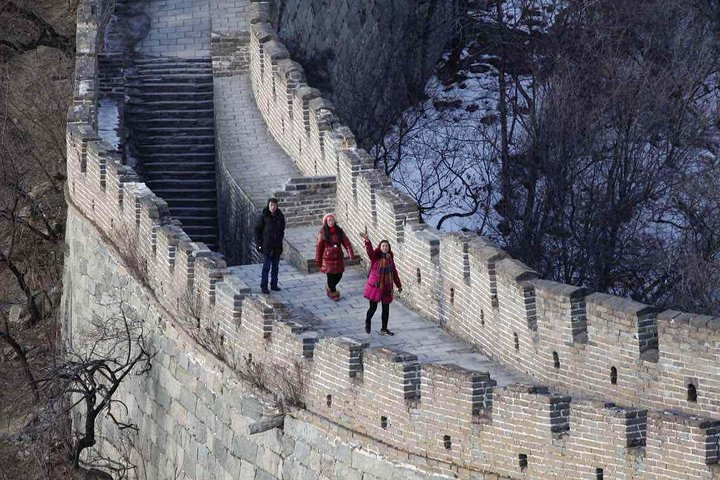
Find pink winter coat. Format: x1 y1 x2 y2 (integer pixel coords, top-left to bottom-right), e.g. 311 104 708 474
315 226 354 274
362 239 402 304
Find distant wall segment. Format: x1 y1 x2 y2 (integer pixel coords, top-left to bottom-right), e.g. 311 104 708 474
268 0 463 145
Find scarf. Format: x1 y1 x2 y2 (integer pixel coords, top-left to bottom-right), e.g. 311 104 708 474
377 254 394 291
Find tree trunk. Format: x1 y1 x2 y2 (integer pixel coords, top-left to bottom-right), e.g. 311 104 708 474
0 250 43 326
72 395 97 468
495 3 512 217
0 328 39 403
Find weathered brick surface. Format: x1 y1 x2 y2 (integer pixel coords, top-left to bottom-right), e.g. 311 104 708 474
66 1 720 478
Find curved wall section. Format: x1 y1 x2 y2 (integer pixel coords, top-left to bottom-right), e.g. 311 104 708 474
248 3 720 478
247 2 720 420
65 0 720 478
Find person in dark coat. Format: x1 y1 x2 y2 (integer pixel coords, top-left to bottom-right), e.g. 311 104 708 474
315 214 354 301
359 231 402 335
254 197 286 294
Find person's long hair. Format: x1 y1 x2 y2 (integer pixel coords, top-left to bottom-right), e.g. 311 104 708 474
322 223 344 243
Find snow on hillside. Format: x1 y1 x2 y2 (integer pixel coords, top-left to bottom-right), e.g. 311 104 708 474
378 0 558 232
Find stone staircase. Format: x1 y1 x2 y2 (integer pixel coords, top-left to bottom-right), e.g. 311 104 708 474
124 57 219 250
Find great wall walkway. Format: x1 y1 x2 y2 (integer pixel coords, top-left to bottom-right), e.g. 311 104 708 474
96 0 535 389
230 262 531 384
204 0 531 386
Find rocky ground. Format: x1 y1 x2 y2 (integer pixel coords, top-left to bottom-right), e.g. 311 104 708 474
0 1 83 478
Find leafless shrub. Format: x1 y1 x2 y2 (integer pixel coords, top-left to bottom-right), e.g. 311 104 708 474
235 353 307 410
192 324 226 363
115 227 149 288
179 286 202 329
269 360 306 409
236 354 269 394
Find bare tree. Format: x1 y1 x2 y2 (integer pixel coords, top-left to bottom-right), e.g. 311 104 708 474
500 0 720 311
376 87 499 231
0 304 39 403
0 51 70 327
115 227 150 288
34 304 154 470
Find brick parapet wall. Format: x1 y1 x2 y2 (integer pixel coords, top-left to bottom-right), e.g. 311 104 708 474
247 0 720 422
66 0 720 477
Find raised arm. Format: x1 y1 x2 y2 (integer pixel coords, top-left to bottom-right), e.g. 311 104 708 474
363 239 375 259
359 232 374 260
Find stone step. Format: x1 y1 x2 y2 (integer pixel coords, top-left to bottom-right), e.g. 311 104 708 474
125 118 214 128
126 110 215 121
135 144 215 154
134 57 211 65
119 57 219 250
127 82 214 93
135 67 212 76
125 74 213 83
98 57 127 69
181 225 219 235
144 178 216 188
133 135 215 146
127 99 214 110
141 163 216 173
164 198 217 208
140 152 216 160
168 207 218 217
134 60 211 68
128 92 214 102
131 126 215 136
142 169 216 179
171 216 219 227
125 109 215 119
149 188 217 200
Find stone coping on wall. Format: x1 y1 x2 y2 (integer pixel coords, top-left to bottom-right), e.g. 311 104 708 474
66 1 720 478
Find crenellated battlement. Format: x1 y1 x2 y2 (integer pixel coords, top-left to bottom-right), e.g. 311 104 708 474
65 0 720 477
246 0 720 423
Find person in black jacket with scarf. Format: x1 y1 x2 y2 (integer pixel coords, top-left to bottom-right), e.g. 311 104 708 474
254 197 286 294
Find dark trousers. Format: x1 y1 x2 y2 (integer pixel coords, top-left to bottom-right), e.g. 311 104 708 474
326 272 343 292
366 301 390 330
261 254 280 289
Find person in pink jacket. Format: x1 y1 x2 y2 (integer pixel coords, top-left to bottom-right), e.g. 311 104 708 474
359 231 402 335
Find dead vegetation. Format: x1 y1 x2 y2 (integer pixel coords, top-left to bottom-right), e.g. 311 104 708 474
0 1 79 477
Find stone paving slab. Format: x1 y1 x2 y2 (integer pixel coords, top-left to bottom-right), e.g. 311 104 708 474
136 0 211 57
228 262 533 387
215 75 301 207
